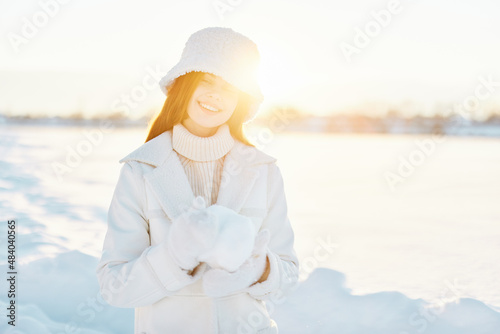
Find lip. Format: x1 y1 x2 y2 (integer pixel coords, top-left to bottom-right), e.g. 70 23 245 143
198 101 221 114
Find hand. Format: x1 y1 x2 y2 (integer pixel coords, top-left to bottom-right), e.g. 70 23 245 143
202 229 271 298
167 196 218 270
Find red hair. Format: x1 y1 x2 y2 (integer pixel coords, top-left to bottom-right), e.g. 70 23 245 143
145 71 255 146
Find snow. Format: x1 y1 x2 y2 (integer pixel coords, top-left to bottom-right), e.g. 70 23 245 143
1 124 499 333
169 195 257 272
199 202 257 272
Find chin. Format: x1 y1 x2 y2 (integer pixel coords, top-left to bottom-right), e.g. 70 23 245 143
193 116 222 129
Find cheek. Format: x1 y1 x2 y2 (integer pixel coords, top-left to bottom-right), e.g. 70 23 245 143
226 96 239 112
188 89 204 112
189 88 204 105
187 99 198 117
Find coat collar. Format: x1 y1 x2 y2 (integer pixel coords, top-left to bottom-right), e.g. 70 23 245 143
119 130 277 220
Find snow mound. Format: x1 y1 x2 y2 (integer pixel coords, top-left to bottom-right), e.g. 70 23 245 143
273 268 500 334
2 253 499 334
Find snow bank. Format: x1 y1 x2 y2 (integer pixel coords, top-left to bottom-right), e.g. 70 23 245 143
273 268 500 334
1 251 499 334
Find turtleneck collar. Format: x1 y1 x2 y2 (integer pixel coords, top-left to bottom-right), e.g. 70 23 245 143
172 122 235 162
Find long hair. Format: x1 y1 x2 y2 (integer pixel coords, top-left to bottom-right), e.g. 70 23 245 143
145 71 255 146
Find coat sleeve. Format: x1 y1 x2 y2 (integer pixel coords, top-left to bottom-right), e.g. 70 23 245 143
244 163 299 301
95 161 206 308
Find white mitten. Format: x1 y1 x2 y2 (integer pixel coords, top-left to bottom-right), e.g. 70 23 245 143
168 196 218 270
198 204 257 272
202 229 271 298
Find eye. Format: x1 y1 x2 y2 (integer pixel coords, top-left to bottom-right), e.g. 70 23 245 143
224 86 238 95
225 89 237 96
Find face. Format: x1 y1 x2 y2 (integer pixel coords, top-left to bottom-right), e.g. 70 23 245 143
184 73 239 136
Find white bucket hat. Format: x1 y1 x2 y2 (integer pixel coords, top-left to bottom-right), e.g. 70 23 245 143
158 27 264 124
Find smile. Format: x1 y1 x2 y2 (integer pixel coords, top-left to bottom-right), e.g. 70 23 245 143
199 101 221 113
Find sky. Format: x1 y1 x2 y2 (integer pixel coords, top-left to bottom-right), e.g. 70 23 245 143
1 0 500 119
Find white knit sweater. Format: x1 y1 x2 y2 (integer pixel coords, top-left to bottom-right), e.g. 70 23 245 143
172 122 235 206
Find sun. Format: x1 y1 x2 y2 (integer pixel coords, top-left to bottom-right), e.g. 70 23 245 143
257 43 306 106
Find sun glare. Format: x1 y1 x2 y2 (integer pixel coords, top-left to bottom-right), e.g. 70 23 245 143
257 43 306 104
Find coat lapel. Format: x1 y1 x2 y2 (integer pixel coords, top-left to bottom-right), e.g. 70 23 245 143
144 151 195 220
215 144 262 213
119 129 277 221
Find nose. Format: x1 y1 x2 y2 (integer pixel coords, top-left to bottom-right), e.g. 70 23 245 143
206 90 222 101
207 92 222 101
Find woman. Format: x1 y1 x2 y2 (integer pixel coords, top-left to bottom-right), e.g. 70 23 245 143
96 27 299 334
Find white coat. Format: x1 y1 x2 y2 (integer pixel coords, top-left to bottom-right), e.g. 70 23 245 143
96 129 299 334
